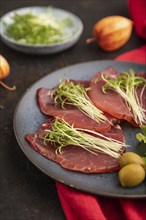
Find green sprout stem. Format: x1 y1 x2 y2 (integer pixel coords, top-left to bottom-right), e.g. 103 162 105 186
51 80 109 123
102 70 146 125
41 119 127 158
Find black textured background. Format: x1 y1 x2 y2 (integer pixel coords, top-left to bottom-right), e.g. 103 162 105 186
0 0 145 220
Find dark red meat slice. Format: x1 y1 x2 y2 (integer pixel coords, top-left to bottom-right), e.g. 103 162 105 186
88 67 146 126
25 119 125 173
37 80 115 133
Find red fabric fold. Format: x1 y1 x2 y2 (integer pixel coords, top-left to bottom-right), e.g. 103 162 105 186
116 45 146 64
128 0 146 39
120 199 146 220
56 183 107 220
56 45 146 220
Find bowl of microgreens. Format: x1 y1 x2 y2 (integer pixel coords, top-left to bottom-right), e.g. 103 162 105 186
0 6 83 54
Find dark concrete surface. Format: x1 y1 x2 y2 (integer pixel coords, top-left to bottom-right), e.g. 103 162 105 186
0 0 144 220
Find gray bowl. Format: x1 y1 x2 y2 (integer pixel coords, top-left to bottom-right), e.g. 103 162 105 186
0 6 83 54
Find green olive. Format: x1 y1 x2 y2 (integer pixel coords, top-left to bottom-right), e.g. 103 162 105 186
119 152 145 168
119 163 145 187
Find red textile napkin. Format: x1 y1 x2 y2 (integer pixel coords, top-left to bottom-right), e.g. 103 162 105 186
56 45 146 220
128 0 146 40
116 45 146 64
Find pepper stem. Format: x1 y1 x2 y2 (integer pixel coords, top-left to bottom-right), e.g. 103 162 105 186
86 37 96 44
0 81 16 91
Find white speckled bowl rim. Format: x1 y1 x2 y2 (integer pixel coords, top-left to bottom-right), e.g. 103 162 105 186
0 6 84 54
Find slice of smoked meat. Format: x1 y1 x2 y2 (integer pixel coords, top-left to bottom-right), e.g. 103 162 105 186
37 80 116 133
25 118 125 173
88 67 146 126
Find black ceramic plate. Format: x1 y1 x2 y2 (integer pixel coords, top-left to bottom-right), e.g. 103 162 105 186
13 60 146 199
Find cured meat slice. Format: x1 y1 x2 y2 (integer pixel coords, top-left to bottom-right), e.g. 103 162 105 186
37 80 115 133
25 119 125 173
88 67 146 126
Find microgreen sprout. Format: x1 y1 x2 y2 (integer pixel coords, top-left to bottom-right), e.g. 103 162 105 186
136 125 146 143
102 70 146 125
51 80 108 123
5 11 73 45
41 118 127 158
